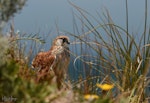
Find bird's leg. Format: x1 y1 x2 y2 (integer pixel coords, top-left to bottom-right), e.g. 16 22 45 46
63 74 72 90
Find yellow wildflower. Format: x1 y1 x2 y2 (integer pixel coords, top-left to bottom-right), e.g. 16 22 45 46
96 83 114 91
84 94 99 100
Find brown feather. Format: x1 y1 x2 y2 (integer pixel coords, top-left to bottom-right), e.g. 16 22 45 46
32 51 55 69
31 35 70 89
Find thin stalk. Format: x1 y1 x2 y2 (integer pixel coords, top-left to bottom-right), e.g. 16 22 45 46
126 0 129 50
143 0 147 56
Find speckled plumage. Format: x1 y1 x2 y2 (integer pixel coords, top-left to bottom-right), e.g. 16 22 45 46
32 36 70 89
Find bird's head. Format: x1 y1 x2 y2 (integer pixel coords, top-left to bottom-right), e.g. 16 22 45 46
53 35 70 47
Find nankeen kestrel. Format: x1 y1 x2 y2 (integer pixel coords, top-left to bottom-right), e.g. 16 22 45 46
32 35 70 89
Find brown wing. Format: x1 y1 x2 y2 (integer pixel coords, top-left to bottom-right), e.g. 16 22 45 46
32 51 56 83
32 51 56 70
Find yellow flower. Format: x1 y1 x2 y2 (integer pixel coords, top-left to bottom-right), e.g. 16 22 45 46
84 94 99 100
96 83 114 91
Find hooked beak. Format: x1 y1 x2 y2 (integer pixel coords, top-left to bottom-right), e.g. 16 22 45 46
67 41 70 44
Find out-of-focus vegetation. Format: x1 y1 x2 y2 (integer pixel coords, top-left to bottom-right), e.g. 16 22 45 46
0 0 26 21
0 0 26 30
0 0 150 103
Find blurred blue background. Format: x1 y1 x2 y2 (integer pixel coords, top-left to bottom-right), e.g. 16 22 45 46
4 0 150 36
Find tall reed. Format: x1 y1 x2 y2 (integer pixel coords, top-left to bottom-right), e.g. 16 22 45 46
66 1 150 102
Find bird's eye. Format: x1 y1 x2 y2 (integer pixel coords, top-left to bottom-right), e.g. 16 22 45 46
62 38 70 44
62 38 66 42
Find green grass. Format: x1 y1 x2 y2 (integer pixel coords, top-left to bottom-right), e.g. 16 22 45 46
66 1 150 102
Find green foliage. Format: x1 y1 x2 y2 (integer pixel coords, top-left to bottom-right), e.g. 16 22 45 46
0 0 27 33
0 0 26 22
0 36 9 64
95 98 112 103
0 60 55 103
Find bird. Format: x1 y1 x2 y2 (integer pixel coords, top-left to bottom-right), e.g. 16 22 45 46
32 35 70 89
